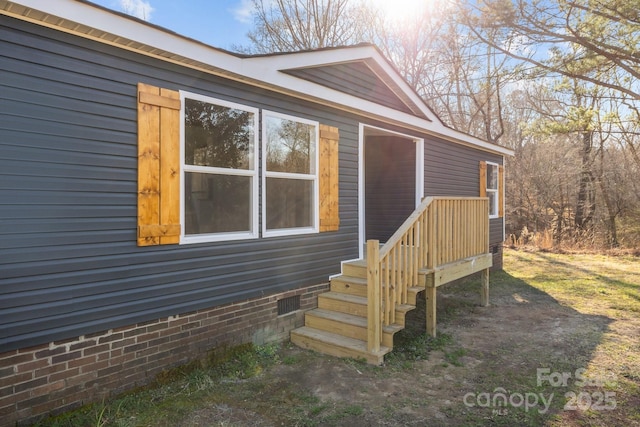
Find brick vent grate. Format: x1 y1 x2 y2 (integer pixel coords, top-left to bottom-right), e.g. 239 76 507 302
277 295 300 315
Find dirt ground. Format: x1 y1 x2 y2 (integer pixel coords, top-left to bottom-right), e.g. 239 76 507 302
174 254 639 427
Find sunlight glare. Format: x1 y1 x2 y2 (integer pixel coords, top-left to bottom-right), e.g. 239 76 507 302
368 0 438 23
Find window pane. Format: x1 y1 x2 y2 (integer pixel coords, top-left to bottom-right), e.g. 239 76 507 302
487 164 498 190
184 98 254 169
184 172 252 234
266 178 313 229
488 191 498 217
265 116 315 174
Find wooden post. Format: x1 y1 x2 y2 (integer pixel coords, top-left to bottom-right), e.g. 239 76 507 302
481 198 490 307
427 205 435 271
426 278 437 337
480 268 490 307
425 204 437 337
367 240 381 353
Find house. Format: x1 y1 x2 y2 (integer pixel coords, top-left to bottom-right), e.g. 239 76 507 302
0 0 513 424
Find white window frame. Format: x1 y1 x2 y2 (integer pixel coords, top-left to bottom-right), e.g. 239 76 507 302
179 91 259 244
486 161 500 219
262 110 319 238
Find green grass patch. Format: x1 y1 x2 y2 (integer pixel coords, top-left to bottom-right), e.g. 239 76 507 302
33 343 282 427
386 329 454 365
506 249 640 317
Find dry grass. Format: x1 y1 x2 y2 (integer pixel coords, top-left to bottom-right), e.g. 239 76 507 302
507 228 640 257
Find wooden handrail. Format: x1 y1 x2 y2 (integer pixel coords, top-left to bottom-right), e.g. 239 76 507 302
379 197 435 260
366 197 490 351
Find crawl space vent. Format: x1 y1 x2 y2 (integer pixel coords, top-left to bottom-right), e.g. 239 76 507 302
277 295 300 315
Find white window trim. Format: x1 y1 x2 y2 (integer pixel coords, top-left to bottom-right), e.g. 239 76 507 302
262 110 320 238
179 90 259 244
486 161 500 219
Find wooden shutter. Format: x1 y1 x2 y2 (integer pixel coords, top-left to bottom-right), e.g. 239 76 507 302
479 161 487 198
137 83 181 246
319 125 340 232
498 164 505 218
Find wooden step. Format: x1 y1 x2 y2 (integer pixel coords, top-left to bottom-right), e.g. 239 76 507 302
292 258 423 364
290 326 390 365
392 303 416 327
333 271 423 305
407 286 424 306
330 275 367 297
305 308 402 347
340 260 367 278
318 292 367 317
341 260 418 280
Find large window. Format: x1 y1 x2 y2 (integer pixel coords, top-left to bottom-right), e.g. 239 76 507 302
263 112 319 236
485 162 499 218
181 92 258 243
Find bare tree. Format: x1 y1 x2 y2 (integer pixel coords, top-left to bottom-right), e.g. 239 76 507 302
245 0 377 52
375 5 514 144
458 0 640 102
505 76 640 248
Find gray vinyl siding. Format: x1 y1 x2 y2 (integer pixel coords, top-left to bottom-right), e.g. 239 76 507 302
284 63 415 115
422 135 504 246
0 15 360 351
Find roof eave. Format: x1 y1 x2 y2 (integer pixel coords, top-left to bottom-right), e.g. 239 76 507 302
0 0 514 157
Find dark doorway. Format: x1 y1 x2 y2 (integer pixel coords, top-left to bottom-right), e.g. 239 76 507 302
365 135 416 242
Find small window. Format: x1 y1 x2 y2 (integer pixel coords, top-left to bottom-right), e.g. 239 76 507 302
486 162 499 218
181 92 259 243
263 112 319 237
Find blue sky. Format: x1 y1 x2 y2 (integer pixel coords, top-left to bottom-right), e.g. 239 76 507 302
89 0 255 50
88 0 433 51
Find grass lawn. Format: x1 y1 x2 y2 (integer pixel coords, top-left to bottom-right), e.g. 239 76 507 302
35 249 640 426
501 249 640 426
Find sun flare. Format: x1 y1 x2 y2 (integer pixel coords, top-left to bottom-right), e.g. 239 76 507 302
367 0 438 23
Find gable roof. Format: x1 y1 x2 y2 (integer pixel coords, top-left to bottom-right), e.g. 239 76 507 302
249 45 432 120
0 0 513 156
283 60 426 119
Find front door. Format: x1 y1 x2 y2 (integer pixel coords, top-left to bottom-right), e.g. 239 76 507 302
364 134 417 243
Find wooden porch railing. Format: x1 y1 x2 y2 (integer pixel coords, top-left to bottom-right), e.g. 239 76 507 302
366 197 490 352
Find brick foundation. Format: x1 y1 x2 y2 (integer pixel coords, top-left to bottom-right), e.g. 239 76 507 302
490 244 504 270
0 283 329 426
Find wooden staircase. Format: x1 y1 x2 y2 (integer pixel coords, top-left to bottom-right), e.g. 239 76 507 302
291 259 422 364
291 197 493 365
